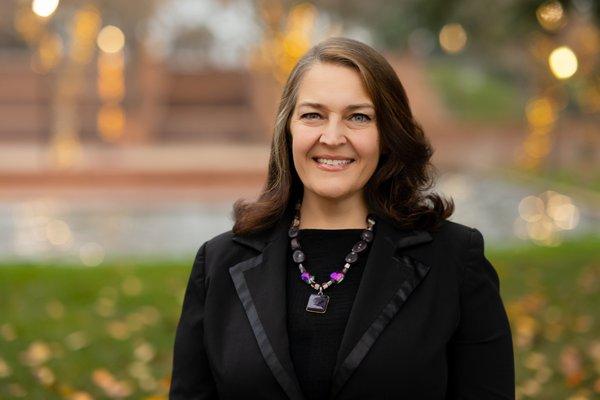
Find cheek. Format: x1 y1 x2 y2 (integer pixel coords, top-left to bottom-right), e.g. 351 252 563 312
290 124 318 159
355 132 380 164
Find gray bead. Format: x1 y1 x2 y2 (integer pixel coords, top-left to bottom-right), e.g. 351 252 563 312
352 240 368 253
361 230 374 242
292 249 305 263
288 226 299 238
291 237 300 250
345 252 358 263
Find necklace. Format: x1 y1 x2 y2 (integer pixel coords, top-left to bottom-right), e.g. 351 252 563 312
288 201 376 314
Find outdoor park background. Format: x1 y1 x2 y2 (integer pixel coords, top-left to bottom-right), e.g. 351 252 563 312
0 0 598 399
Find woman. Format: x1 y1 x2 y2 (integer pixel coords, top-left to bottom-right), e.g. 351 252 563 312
169 37 515 399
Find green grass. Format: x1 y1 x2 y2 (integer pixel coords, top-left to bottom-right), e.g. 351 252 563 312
0 235 598 399
488 235 600 399
0 261 191 399
531 167 600 195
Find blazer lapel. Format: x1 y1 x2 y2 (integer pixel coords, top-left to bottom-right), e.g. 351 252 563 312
230 209 434 400
229 208 305 400
329 214 433 399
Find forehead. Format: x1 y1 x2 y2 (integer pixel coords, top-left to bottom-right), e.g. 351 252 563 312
295 62 372 106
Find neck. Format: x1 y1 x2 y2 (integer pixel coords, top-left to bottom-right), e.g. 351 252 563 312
297 191 369 229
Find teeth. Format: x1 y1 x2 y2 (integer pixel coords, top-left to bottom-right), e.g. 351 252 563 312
316 158 353 166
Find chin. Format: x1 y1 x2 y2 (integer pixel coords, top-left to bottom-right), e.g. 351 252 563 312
312 188 353 201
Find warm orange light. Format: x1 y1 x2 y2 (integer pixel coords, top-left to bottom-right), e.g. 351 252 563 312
536 1 565 31
97 105 125 142
525 97 556 128
36 33 64 72
439 23 467 54
69 6 102 64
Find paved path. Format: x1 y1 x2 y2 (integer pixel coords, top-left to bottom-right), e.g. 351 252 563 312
1 170 597 263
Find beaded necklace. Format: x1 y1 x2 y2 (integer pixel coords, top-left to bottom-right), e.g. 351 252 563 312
288 201 376 314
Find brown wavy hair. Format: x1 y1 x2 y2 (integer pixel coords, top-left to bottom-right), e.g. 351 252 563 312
232 37 454 235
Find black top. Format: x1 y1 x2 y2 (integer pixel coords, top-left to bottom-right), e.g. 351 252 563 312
286 228 372 400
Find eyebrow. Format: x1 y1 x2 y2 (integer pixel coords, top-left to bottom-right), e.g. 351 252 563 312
297 102 375 111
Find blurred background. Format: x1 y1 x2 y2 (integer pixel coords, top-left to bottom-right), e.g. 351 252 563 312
0 0 598 398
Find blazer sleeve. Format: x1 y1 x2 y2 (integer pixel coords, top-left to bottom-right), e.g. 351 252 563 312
169 242 219 399
445 228 515 400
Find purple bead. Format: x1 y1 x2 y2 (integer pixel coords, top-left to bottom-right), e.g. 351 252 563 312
292 249 305 263
352 240 368 253
330 271 344 282
301 272 311 282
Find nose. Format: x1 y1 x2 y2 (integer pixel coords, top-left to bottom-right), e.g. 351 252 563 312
319 117 347 145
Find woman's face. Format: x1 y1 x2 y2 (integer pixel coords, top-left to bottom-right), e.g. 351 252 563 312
289 62 380 202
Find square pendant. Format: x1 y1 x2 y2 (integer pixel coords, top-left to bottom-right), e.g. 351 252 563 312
306 293 330 313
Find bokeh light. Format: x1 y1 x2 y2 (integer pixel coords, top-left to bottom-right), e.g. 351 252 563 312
548 46 578 79
514 191 581 246
97 104 126 142
525 97 557 130
97 25 125 54
45 219 73 247
518 195 546 222
69 5 102 64
79 242 105 266
536 0 565 31
31 0 60 18
439 23 467 54
33 32 64 73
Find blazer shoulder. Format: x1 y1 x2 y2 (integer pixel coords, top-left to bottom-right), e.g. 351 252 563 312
203 229 240 258
196 229 258 278
425 218 482 257
433 218 477 239
204 229 235 248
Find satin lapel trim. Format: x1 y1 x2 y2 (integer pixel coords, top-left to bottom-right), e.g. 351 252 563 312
329 216 433 399
229 209 304 400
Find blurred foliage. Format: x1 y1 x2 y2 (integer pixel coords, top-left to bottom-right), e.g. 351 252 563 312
426 57 525 121
0 235 598 398
286 0 600 51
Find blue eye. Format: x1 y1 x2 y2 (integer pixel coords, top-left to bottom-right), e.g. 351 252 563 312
351 113 371 122
300 112 371 122
301 113 321 120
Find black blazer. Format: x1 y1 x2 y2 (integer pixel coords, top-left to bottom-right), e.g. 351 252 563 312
169 208 515 399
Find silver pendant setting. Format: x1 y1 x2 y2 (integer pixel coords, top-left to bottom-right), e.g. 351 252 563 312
306 293 330 313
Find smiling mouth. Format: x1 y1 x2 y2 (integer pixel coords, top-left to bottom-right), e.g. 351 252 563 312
311 157 355 164
311 157 356 169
